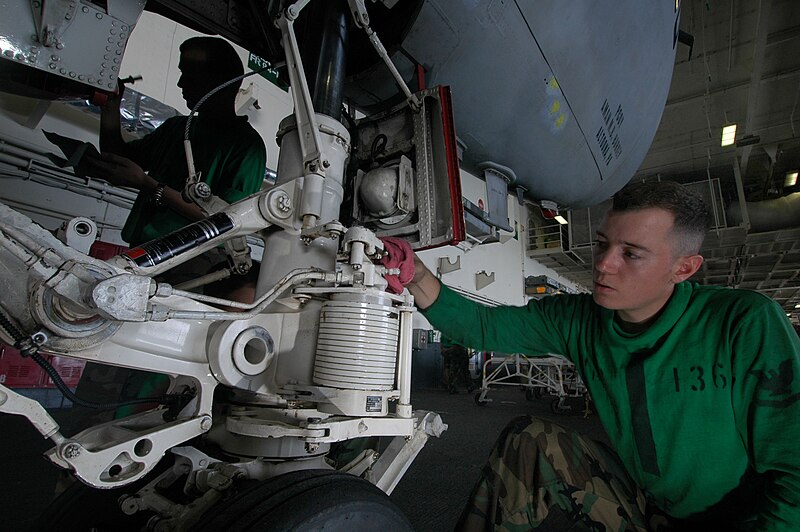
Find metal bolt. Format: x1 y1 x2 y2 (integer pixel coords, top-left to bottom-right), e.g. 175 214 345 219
62 443 81 459
119 495 140 515
82 6 89 12
49 63 56 69
56 42 64 50
200 416 212 431
31 332 47 345
96 13 103 19
322 160 330 168
68 71 75 78
59 68 66 74
64 14 71 20
51 55 59 61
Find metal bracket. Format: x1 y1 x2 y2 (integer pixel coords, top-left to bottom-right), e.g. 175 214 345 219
437 255 460 276
366 411 446 494
0 383 63 441
476 270 495 291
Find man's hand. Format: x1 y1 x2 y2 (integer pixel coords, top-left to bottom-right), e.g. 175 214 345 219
376 237 441 307
81 152 155 192
98 79 129 155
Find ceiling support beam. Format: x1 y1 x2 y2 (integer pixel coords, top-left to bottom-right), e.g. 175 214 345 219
732 156 751 231
739 0 772 174
664 67 800 111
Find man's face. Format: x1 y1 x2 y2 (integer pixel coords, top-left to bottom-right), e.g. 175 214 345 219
177 49 218 110
593 207 688 324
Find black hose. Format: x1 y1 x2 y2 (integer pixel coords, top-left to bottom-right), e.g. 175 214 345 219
0 306 192 412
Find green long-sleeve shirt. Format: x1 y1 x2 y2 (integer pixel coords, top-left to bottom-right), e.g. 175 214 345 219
122 114 266 246
422 282 800 529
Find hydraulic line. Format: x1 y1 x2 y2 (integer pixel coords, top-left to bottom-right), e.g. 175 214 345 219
0 305 190 411
312 0 349 121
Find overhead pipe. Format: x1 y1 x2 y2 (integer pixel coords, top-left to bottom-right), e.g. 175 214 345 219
726 192 800 232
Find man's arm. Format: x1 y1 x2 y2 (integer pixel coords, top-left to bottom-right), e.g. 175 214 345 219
98 82 131 157
406 255 441 309
81 152 207 222
732 301 800 530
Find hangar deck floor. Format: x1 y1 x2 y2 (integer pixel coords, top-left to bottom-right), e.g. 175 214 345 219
0 386 607 531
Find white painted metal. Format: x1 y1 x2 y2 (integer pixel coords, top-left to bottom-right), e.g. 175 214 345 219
313 299 399 390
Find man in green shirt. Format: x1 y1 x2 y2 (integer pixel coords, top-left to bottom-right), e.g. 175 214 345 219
404 181 800 530
70 37 266 429
87 35 266 252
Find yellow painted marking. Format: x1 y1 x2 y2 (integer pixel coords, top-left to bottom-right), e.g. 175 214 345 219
554 114 565 128
550 100 561 114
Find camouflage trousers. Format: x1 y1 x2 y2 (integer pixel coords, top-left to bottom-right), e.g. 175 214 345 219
456 416 673 531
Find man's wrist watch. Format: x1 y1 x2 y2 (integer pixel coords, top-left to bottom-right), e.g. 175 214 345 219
151 183 167 207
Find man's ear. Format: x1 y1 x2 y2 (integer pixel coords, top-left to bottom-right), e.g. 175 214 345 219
673 254 704 282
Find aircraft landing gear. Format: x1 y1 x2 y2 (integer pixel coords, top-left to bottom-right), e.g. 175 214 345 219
39 467 413 531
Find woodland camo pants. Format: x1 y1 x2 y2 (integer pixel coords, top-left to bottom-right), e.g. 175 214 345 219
456 416 674 532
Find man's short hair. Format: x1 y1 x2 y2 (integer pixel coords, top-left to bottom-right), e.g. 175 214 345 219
611 180 709 255
180 36 244 88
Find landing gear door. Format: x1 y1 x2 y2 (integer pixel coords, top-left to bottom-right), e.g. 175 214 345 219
348 86 465 250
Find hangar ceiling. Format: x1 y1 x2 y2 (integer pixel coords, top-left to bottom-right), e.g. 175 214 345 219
532 0 800 319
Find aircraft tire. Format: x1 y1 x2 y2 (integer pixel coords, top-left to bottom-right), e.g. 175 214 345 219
194 469 413 532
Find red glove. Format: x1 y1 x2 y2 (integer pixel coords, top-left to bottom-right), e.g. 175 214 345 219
379 237 415 294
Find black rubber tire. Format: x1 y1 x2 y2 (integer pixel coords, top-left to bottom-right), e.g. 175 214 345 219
474 392 487 406
193 469 414 532
35 459 168 532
